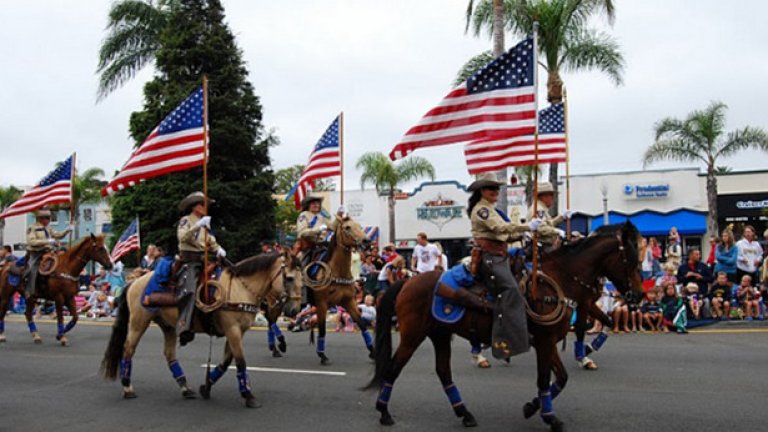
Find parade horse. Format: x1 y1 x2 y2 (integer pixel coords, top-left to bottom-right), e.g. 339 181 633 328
367 222 643 432
101 253 301 408
304 214 371 365
0 234 113 345
264 252 301 357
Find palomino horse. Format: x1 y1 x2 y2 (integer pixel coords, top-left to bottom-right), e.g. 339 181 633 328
368 222 643 431
101 253 301 408
0 234 113 345
303 214 371 365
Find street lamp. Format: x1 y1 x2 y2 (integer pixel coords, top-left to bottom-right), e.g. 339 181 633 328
600 182 609 225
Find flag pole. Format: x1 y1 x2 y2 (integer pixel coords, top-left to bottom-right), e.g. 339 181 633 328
69 152 76 247
135 216 142 266
531 23 540 298
339 111 345 206
563 87 571 241
202 76 210 303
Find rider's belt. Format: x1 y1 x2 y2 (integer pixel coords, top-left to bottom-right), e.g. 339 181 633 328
474 238 507 256
179 251 204 262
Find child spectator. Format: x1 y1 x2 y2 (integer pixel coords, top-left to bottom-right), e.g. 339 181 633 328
358 294 376 329
660 282 687 334
735 275 761 321
88 292 112 319
641 289 663 332
656 262 678 289
611 293 629 333
709 272 732 320
666 229 682 269
623 290 644 332
682 282 701 320
376 255 407 297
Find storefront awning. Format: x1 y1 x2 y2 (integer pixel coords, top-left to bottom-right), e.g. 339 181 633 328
590 209 707 236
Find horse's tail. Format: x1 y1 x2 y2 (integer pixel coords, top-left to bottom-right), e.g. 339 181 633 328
365 279 405 391
101 287 130 381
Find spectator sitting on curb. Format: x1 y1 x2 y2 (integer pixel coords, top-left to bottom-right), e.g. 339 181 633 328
709 272 732 320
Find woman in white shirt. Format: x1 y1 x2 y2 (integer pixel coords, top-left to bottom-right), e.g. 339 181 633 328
736 226 764 282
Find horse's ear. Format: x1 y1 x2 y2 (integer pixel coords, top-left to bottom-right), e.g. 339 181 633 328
90 233 96 241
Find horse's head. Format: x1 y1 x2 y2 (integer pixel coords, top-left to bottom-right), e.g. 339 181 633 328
281 252 303 318
334 214 371 250
85 233 113 271
601 221 643 296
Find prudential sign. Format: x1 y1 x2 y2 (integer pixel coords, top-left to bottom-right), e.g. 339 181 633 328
623 183 670 199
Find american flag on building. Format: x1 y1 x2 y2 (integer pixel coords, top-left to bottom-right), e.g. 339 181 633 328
110 217 140 262
287 115 341 209
389 37 536 161
0 154 74 219
102 86 206 196
464 102 567 174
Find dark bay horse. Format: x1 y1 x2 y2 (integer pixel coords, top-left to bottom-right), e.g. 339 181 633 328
101 253 301 407
0 234 113 345
368 222 643 431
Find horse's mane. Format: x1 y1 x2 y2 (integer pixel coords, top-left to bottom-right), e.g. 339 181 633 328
231 253 281 277
63 234 104 260
548 223 639 259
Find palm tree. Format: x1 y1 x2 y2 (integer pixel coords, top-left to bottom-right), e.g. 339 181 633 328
71 168 107 239
464 0 624 214
356 152 436 244
0 186 22 246
514 164 543 207
643 101 768 237
96 0 178 100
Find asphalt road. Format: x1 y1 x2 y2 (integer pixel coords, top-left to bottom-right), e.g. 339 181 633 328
1 318 767 432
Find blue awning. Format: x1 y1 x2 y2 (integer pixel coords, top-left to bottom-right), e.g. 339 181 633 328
590 209 707 236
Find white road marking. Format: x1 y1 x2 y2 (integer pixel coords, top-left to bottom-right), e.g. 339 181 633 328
200 364 346 377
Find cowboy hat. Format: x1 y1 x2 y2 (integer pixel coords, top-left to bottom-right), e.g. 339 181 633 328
178 191 215 213
35 208 52 218
536 182 554 195
467 173 504 192
300 193 324 210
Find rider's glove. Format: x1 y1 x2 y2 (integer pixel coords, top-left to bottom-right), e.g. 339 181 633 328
562 210 575 219
528 219 542 231
216 247 227 258
336 206 346 216
319 224 328 232
48 238 57 245
196 216 211 229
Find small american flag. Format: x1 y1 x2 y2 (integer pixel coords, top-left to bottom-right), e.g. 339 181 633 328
0 154 74 219
389 37 536 161
464 102 566 174
110 217 140 262
102 86 206 196
288 116 341 209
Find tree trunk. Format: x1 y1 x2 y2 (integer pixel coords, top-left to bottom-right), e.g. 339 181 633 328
706 166 719 239
388 192 396 245
546 69 564 216
0 218 5 247
524 176 534 208
492 0 509 213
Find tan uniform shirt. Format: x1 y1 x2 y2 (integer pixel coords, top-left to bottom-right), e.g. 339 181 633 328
296 210 336 242
26 222 68 252
527 199 565 242
471 198 529 242
177 213 221 253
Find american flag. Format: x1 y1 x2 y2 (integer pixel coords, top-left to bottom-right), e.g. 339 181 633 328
0 154 74 219
288 115 341 209
389 37 536 161
102 86 206 196
110 217 140 262
464 102 567 174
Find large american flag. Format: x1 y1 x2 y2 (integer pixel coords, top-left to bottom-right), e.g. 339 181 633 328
110 217 140 262
102 86 206 196
389 37 536 161
464 102 567 174
288 115 341 209
0 154 74 219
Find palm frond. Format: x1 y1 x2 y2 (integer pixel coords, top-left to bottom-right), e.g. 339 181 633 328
465 0 476 34
560 29 624 85
453 51 494 87
717 126 768 159
396 157 436 184
642 139 706 168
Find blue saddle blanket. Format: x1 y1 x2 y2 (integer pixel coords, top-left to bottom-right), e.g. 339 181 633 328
6 257 26 287
432 264 476 324
142 257 175 307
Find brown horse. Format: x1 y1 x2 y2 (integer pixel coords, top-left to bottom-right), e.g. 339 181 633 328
101 253 301 408
304 214 371 365
0 234 113 345
368 222 643 431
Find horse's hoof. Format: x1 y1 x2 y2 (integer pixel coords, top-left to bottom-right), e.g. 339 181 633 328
523 401 539 419
244 396 262 408
59 337 69 347
272 350 282 358
380 414 395 426
319 353 331 365
548 417 565 432
123 390 137 399
199 385 211 400
0 334 6 343
32 334 42 344
462 412 478 427
181 388 197 399
278 336 287 353
368 350 376 360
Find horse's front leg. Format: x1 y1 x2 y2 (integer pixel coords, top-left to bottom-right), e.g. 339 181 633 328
314 300 330 365
343 297 374 359
524 345 569 424
160 324 195 399
25 295 41 344
430 331 477 427
266 306 286 357
0 287 11 343
54 295 70 346
200 341 234 400
224 328 260 408
526 340 565 432
573 305 597 370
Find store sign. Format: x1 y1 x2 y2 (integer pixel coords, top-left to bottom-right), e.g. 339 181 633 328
736 199 768 210
718 193 768 219
416 194 464 230
623 183 670 199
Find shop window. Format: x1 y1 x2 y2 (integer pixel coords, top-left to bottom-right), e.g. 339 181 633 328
83 208 93 222
50 212 59 223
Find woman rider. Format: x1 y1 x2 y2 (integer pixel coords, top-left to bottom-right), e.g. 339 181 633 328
467 173 540 360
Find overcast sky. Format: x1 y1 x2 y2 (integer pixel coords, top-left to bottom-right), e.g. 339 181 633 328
1 0 767 190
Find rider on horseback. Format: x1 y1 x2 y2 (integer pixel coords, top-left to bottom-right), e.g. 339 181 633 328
23 208 72 298
294 194 344 269
176 192 226 346
526 182 574 252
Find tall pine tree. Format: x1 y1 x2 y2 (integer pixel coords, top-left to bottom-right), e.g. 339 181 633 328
110 0 274 259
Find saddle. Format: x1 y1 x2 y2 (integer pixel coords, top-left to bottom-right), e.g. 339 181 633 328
142 258 223 308
432 264 494 324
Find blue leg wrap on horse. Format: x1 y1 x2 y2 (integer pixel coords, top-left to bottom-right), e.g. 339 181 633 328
57 322 65 337
591 331 609 351
539 391 553 416
377 381 394 405
0 320 5 333
270 323 283 338
444 384 464 407
317 336 326 353
208 365 226 384
574 340 585 360
237 367 251 394
63 320 76 334
362 329 373 349
267 328 276 347
168 360 185 382
471 344 481 355
28 322 38 333
549 383 562 400
120 358 132 385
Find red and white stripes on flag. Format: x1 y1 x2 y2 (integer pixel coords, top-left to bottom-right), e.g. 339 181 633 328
291 115 341 209
0 154 74 220
102 87 206 196
110 217 140 262
389 37 536 161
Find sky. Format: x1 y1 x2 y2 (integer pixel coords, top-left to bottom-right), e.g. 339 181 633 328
1 0 767 190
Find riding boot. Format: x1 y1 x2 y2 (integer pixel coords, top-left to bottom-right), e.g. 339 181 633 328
177 293 195 346
436 284 490 313
142 292 178 307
